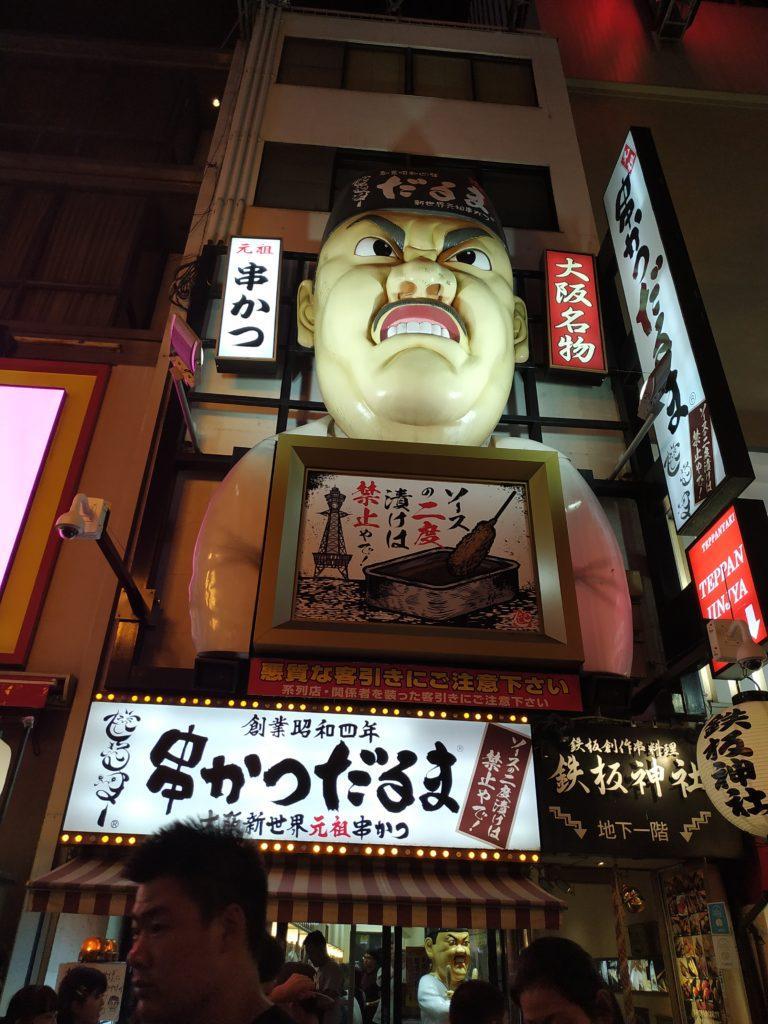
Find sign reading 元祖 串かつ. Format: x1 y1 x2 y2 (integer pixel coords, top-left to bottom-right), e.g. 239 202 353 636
216 236 282 370
63 702 539 852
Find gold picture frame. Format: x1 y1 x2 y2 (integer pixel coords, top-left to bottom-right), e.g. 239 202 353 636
252 435 583 667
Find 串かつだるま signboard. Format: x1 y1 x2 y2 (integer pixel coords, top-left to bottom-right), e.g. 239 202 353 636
64 702 540 852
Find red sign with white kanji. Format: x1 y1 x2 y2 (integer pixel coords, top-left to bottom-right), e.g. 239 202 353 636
687 505 767 673
544 250 607 374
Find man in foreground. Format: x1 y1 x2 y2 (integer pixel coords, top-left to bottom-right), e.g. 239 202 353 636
126 821 294 1024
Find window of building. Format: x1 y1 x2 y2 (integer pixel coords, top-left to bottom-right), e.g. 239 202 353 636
254 142 335 211
344 46 407 94
277 38 538 107
277 37 344 89
413 52 473 101
255 143 558 232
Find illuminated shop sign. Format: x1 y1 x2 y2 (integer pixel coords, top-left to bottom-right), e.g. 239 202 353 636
604 128 751 534
0 360 109 667
0 385 65 595
534 723 741 858
64 702 540 852
687 500 768 674
216 236 282 371
544 251 606 374
249 657 582 712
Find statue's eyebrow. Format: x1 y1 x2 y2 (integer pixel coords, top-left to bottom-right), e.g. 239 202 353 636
347 215 405 251
441 226 493 253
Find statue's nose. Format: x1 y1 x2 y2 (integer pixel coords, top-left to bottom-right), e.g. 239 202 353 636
386 258 457 305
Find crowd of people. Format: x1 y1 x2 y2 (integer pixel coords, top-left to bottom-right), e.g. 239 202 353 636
2 823 625 1024
4 964 107 1024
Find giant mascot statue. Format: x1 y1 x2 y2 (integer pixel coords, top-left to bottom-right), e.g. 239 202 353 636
190 169 632 675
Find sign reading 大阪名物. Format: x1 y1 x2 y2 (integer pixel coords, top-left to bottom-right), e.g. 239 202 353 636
604 129 752 534
63 702 539 852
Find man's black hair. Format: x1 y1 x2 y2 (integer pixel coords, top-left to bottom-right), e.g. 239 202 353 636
259 934 286 985
125 820 267 959
449 981 506 1024
510 937 624 1024
303 929 327 948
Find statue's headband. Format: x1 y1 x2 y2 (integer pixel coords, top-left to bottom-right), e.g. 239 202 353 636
323 169 507 248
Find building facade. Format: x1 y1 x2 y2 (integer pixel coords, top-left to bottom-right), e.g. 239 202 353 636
3 2 768 1022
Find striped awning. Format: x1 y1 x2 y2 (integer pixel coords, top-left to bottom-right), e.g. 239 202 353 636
27 858 134 916
28 856 564 930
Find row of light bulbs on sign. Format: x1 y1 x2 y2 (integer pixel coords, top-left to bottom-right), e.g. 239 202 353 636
59 831 539 862
93 692 528 725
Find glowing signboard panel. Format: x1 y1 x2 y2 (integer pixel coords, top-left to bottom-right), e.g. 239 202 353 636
544 251 606 374
604 128 751 534
216 236 282 371
0 360 109 666
687 501 768 674
0 385 65 595
63 701 540 852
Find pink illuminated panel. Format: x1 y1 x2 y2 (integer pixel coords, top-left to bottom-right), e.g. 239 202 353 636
0 385 65 595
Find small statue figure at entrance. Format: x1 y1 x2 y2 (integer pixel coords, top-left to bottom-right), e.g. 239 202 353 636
418 930 473 1024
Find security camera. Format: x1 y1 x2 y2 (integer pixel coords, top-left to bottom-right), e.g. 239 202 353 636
55 494 109 541
707 619 767 676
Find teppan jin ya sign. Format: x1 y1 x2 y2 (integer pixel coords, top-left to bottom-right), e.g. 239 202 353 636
604 129 752 535
63 702 540 853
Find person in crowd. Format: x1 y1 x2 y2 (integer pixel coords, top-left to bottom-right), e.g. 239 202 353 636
360 951 380 1019
260 937 287 996
511 938 624 1024
302 932 345 1024
270 963 334 1024
449 981 507 1024
351 968 365 1024
58 966 106 1024
2 985 57 1024
125 820 295 1024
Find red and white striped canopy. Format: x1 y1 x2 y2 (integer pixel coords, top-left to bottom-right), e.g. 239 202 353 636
28 856 563 930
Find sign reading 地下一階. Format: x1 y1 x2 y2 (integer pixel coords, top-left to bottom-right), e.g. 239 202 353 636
604 129 752 534
534 723 741 858
63 702 540 852
216 236 282 370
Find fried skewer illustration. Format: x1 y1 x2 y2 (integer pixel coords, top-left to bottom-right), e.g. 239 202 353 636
446 489 517 577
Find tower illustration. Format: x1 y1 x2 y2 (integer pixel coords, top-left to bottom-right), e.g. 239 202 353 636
313 486 353 578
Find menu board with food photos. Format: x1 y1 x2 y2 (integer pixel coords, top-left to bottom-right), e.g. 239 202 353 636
661 867 725 1024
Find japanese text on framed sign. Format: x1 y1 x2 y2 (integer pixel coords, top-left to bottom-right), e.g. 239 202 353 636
249 657 582 712
544 251 606 374
534 724 741 858
64 702 539 852
604 129 751 534
216 236 281 370
688 501 768 675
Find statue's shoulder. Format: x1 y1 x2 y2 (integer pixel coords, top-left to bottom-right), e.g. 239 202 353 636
491 435 562 457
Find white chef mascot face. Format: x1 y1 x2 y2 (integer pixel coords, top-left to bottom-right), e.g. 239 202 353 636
296 170 528 446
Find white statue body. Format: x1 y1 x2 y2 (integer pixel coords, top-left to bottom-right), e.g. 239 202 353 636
190 177 632 675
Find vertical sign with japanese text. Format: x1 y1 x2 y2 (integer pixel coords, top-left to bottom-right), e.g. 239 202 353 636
604 129 752 534
216 236 281 370
688 501 768 674
544 251 606 373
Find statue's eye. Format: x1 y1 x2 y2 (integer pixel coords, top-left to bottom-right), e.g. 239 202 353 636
355 236 396 258
448 248 491 271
